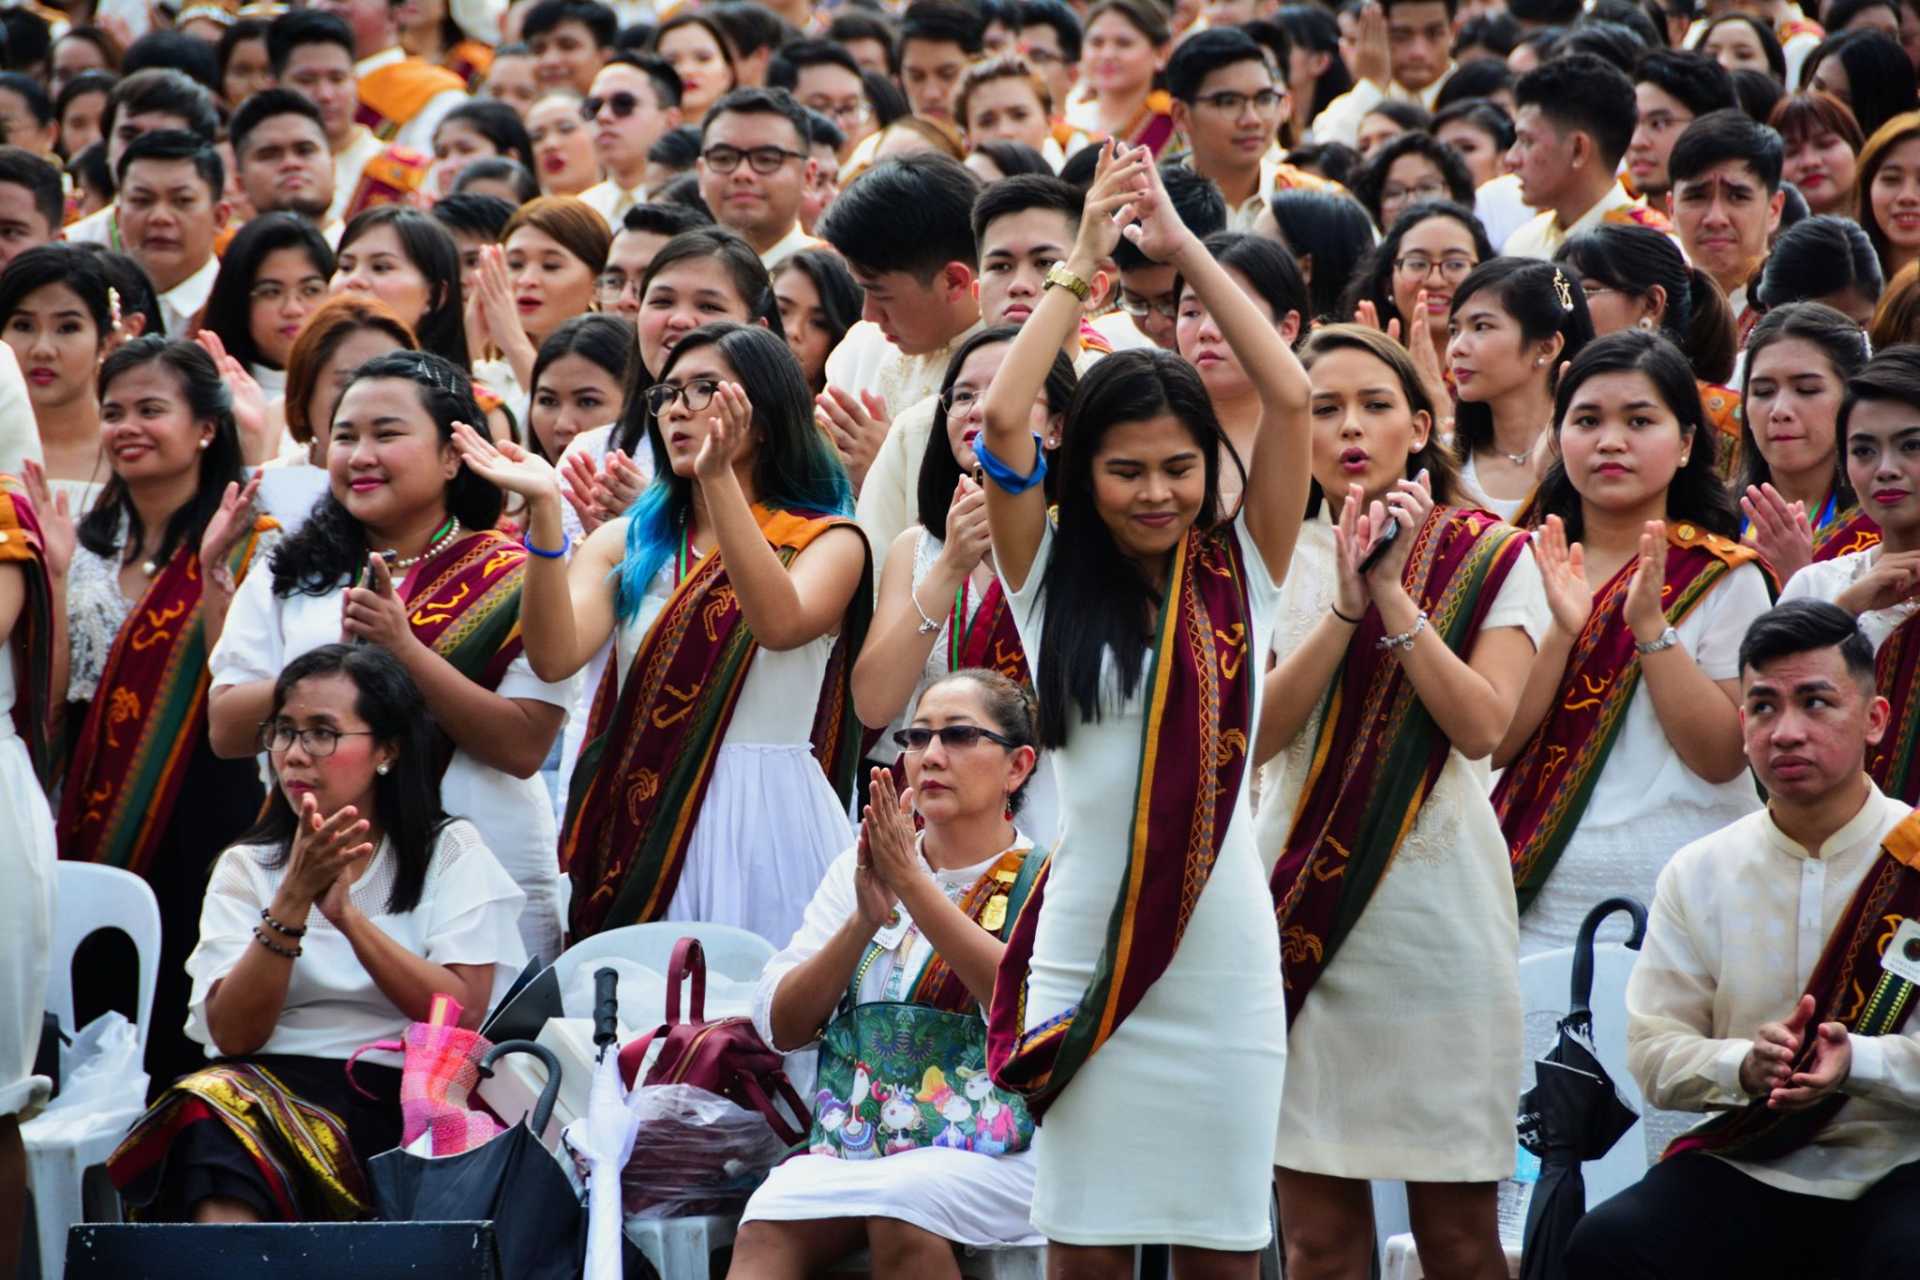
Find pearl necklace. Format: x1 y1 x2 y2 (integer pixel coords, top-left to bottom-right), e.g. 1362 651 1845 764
384 517 462 570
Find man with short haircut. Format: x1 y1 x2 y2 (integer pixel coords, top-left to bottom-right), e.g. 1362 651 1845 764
1629 49 1738 203
64 68 219 251
580 54 682 226
229 88 337 236
484 42 541 117
1668 109 1786 331
116 130 229 338
1566 599 1920 1280
696 87 823 267
856 173 1110 573
898 0 984 124
1504 53 1671 258
817 153 984 490
1168 28 1333 229
1017 0 1082 121
1311 0 1456 147
826 11 898 79
0 72 55 159
309 0 466 152
798 109 842 235
1109 162 1227 350
0 147 61 271
768 38 873 164
270 12 432 231
522 0 616 94
594 201 712 321
707 4 793 88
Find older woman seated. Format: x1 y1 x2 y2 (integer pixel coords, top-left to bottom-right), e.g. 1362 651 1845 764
107 644 527 1223
729 669 1046 1279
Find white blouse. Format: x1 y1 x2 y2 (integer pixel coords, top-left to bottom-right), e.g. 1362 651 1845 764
185 819 528 1065
1781 549 1919 652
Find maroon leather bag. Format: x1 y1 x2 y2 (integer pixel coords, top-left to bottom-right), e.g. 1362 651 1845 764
617 937 809 1145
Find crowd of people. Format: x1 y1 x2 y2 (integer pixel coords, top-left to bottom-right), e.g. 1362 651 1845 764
0 0 1919 1274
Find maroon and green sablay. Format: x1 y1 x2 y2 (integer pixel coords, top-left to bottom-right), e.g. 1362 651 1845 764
1270 506 1529 1024
987 523 1256 1120
0 483 54 784
1498 523 1760 913
1868 612 1920 805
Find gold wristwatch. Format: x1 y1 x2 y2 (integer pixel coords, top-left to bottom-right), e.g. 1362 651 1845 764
1043 263 1091 302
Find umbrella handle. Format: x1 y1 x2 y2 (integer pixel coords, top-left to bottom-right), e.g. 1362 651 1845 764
479 1039 565 1136
593 966 619 1056
1571 896 1649 1015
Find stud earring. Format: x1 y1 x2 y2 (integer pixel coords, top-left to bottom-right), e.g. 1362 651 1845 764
1637 316 1656 330
376 762 390 775
197 438 210 450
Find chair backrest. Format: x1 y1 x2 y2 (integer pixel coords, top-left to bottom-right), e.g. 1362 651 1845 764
1518 940 1649 1204
551 921 777 996
43 862 163 1058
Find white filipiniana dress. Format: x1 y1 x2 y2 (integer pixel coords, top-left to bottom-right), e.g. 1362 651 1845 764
1003 515 1287 1250
741 837 1043 1246
611 556 854 948
1515 561 1771 958
1257 508 1549 1181
0 640 56 1119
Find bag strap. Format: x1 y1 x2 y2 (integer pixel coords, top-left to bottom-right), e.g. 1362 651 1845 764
733 1065 809 1147
344 1038 406 1099
665 936 707 1025
1000 845 1047 940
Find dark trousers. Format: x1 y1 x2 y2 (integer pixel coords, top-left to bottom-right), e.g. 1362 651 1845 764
1564 1152 1920 1279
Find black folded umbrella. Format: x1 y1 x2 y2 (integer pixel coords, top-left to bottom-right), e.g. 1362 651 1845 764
1517 897 1648 1280
367 1040 584 1280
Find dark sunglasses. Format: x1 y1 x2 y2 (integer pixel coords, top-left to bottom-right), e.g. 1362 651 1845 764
891 725 1019 753
580 90 644 122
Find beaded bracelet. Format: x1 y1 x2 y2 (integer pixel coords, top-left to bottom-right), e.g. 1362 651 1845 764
523 531 571 559
1377 610 1428 653
259 907 306 939
973 433 1049 495
253 926 301 959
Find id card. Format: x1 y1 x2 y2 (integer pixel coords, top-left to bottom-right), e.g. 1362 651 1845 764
1881 918 1920 986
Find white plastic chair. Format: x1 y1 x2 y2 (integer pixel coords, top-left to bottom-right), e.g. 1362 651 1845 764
1380 940 1648 1279
552 921 777 993
24 862 162 1280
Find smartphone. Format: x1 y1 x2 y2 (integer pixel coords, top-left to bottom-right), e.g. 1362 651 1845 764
1357 516 1401 577
352 548 398 591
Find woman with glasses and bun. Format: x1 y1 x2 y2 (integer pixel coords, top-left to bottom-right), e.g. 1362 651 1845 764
108 643 527 1225
455 321 869 948
729 669 1048 1276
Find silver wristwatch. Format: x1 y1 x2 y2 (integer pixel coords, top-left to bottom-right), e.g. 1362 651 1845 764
1635 626 1681 656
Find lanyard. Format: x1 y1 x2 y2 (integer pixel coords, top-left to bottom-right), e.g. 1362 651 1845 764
947 578 970 672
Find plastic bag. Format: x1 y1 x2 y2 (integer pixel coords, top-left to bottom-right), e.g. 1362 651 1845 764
618 1082 795 1220
22 1013 149 1143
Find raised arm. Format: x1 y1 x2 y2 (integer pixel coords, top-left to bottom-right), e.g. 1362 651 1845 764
852 487 990 729
981 140 1152 592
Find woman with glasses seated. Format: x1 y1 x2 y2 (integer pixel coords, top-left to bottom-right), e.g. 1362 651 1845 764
109 643 527 1225
728 669 1046 1278
852 326 1075 845
454 321 868 947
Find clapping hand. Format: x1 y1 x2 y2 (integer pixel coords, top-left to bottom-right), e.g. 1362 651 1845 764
281 792 375 925
452 420 563 505
1741 483 1815 585
1535 514 1593 638
196 331 270 462
19 460 74 580
198 474 264 596
938 477 992 576
1623 520 1669 645
815 386 889 490
1837 549 1920 616
1074 139 1152 263
693 381 754 483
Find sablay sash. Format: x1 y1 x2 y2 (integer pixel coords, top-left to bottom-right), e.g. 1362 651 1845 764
1869 613 1920 805
0 485 54 783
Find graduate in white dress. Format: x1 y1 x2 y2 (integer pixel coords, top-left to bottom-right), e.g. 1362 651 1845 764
453 321 870 949
852 324 1076 848
733 671 1048 1275
1258 323 1547 1279
1494 331 1772 958
979 142 1311 1274
208 352 572 961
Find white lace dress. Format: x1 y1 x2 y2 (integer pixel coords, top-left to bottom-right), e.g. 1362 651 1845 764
1256 509 1549 1181
0 637 55 1118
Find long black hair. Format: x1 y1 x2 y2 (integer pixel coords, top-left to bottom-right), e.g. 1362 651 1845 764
772 248 863 392
1349 131 1477 230
269 351 502 597
1342 199 1495 338
1449 256 1596 459
77 337 245 568
1556 223 1737 385
0 240 114 339
528 312 636 460
200 211 334 370
1034 349 1222 747
1531 329 1740 541
243 643 450 916
1177 230 1312 340
1269 187 1376 323
335 205 472 370
1738 301 1871 505
917 324 1077 536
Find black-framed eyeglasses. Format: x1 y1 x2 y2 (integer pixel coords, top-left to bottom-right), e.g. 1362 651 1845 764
1392 254 1476 281
643 377 724 415
581 90 646 122
1192 88 1284 115
258 722 376 757
892 725 1018 753
702 144 807 174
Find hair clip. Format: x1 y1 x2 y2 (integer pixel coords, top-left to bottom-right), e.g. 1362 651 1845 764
1552 269 1574 313
107 286 122 330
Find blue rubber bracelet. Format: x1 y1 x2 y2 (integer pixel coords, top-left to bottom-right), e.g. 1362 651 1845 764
523 531 570 559
973 433 1048 495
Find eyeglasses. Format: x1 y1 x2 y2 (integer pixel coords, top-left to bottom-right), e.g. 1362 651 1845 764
249 279 329 305
258 722 376 757
892 724 1019 753
643 377 724 415
581 90 648 122
802 97 873 126
701 144 807 174
1393 254 1476 281
1018 44 1064 66
1191 88 1285 115
1381 180 1448 207
1118 292 1179 319
595 270 641 304
940 386 984 415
